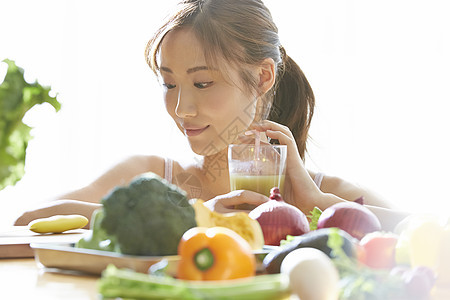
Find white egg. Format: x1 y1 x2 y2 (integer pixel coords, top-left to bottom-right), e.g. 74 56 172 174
280 247 339 300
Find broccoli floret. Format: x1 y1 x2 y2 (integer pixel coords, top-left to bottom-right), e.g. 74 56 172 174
100 172 197 256
76 208 118 252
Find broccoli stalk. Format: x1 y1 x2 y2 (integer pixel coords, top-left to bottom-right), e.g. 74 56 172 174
76 208 118 252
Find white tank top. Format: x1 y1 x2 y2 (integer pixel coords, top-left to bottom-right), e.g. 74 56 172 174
164 157 173 184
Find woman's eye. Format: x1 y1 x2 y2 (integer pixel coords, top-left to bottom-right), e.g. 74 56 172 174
163 83 176 90
194 81 213 89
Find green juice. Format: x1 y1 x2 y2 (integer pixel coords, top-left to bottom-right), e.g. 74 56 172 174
229 174 285 197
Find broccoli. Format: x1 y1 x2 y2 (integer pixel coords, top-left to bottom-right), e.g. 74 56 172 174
76 208 118 252
98 172 197 256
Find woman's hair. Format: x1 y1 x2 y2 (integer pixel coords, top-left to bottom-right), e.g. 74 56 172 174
145 0 314 160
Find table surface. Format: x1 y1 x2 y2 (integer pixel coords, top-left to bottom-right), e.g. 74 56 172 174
0 258 99 300
2 257 450 300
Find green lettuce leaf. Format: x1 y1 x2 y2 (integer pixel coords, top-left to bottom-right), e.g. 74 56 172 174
0 59 61 190
307 206 322 231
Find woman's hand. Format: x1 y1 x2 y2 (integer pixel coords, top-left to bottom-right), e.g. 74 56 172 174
13 200 102 227
203 190 269 213
248 120 340 213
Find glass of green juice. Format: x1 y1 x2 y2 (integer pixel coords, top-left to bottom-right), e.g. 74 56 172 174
228 143 287 203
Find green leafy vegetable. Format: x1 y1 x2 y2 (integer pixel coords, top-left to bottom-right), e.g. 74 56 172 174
307 206 322 231
76 209 118 252
0 59 61 190
77 172 197 256
327 228 406 300
327 227 347 259
279 234 296 246
98 264 291 300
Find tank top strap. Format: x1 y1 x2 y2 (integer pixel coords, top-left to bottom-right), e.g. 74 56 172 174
313 172 324 189
164 157 173 184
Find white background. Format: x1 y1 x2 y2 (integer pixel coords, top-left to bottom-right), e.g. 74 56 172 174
1 0 449 227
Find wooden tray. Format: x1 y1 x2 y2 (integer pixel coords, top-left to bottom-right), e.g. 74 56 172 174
31 242 180 275
31 242 273 276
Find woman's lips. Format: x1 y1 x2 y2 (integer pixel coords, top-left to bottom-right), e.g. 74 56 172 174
184 125 209 137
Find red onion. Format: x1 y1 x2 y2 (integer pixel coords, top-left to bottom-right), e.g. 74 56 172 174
317 201 381 240
249 188 310 246
269 187 283 202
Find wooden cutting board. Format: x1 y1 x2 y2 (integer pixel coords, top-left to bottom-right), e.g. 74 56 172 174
0 226 88 258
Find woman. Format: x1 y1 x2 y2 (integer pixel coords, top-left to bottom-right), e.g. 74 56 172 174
14 0 407 231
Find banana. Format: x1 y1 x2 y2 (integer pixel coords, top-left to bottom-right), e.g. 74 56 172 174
28 214 89 234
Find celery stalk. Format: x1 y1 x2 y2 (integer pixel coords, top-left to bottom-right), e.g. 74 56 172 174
98 265 291 300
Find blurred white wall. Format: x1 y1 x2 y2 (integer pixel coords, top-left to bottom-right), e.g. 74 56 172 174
1 0 449 226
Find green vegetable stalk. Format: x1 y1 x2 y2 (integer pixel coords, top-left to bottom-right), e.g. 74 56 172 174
0 59 61 190
76 209 118 252
98 264 291 300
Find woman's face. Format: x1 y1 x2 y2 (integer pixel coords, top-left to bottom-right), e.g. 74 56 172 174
158 28 258 156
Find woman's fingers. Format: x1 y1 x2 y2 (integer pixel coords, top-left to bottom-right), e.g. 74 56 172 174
238 120 295 148
216 190 269 206
249 120 300 156
250 121 294 143
251 120 293 138
265 129 293 146
203 190 269 213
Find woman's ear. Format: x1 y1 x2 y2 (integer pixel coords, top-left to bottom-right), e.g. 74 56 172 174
258 58 276 95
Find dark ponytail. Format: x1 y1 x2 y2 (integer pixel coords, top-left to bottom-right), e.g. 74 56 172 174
269 48 315 160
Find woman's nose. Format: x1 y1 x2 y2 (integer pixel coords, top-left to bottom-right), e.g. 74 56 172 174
175 87 197 118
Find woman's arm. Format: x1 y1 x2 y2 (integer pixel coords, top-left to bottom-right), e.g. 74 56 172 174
245 121 409 231
203 177 409 232
318 174 410 231
14 200 102 227
13 155 165 226
318 174 393 208
57 155 166 203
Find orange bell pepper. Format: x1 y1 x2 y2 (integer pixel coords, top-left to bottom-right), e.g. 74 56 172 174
177 226 256 281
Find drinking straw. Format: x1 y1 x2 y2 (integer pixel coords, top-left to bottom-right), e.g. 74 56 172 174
244 130 261 161
254 130 260 161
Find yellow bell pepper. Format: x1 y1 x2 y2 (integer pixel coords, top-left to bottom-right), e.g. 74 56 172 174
177 227 256 281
